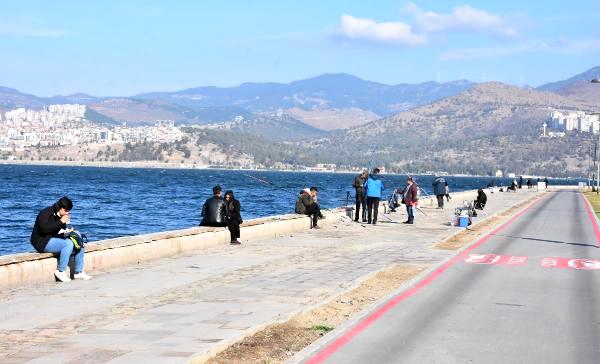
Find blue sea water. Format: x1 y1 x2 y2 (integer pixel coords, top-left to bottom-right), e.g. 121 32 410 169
0 164 584 255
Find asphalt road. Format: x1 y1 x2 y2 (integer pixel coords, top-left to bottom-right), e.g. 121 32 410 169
302 191 600 364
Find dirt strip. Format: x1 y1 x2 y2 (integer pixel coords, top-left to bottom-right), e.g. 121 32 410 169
433 195 539 250
207 193 542 363
206 264 426 364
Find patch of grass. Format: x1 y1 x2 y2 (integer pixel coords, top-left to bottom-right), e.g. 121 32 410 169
583 191 600 219
309 325 334 333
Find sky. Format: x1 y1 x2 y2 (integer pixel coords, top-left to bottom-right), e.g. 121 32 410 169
0 0 599 96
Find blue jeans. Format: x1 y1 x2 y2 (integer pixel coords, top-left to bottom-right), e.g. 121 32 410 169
406 205 415 223
43 238 84 273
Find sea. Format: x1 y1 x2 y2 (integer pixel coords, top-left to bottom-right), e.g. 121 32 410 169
0 164 585 255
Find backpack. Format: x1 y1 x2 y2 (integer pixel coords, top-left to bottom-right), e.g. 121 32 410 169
67 230 88 250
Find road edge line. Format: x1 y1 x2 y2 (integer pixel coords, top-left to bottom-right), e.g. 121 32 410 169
300 193 546 364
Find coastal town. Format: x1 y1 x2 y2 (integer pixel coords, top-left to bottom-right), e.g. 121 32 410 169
0 104 184 150
544 110 600 137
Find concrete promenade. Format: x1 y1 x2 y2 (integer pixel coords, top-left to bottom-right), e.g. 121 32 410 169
0 189 539 363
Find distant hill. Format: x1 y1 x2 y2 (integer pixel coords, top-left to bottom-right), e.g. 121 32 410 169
0 74 476 131
553 80 600 103
134 73 475 118
299 82 597 176
229 113 328 141
537 66 600 92
0 86 46 109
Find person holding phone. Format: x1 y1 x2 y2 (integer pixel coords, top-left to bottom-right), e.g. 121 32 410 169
30 196 92 282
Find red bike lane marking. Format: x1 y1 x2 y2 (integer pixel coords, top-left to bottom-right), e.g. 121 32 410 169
580 193 600 247
305 196 545 364
540 257 600 270
464 254 528 265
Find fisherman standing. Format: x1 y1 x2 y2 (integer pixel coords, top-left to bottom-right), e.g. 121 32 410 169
432 175 447 209
365 168 384 225
402 177 419 224
353 170 368 223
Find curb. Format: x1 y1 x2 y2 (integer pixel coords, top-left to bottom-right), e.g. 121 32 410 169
191 193 541 363
287 191 547 364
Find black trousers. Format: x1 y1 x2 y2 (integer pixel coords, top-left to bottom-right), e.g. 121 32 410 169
436 195 444 208
305 204 321 227
228 220 240 241
355 190 367 221
367 197 380 223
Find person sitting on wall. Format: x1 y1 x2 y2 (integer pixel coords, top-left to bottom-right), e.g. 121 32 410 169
200 185 228 227
295 188 322 229
310 186 325 220
30 196 93 282
388 188 403 212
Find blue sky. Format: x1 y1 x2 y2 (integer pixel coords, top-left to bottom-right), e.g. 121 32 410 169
0 0 598 96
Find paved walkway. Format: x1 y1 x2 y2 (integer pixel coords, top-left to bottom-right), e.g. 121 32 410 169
0 190 536 363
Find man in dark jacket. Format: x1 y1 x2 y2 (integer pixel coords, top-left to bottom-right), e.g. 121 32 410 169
353 170 368 223
200 185 227 227
296 188 322 229
401 177 419 224
432 175 447 209
31 196 92 282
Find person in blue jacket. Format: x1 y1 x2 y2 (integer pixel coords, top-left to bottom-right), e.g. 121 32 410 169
364 168 384 225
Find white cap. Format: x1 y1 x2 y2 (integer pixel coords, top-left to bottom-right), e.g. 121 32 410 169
303 188 311 194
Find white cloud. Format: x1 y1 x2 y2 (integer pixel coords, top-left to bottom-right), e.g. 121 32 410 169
404 2 519 38
0 22 69 37
336 14 427 47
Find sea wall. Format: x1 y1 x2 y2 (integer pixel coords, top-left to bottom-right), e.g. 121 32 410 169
0 188 506 289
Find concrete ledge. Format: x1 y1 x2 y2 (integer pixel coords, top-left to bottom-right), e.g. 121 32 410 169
0 209 346 289
2 186 574 289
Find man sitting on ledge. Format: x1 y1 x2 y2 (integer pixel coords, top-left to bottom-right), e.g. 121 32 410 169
30 196 92 282
295 188 322 229
200 185 227 227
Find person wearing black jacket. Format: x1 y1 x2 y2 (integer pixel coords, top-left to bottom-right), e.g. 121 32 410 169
224 190 243 245
200 185 227 227
30 196 92 282
353 170 368 223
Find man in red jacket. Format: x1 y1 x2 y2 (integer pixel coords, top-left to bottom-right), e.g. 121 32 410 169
401 177 419 224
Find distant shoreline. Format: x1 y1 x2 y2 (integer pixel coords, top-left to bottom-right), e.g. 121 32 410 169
0 160 583 181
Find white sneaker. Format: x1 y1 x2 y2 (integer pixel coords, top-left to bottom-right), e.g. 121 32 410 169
74 272 93 280
54 270 71 282
236 238 242 244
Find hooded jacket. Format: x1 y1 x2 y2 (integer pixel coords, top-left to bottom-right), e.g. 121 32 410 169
200 196 227 226
432 177 447 196
31 202 67 253
365 174 384 198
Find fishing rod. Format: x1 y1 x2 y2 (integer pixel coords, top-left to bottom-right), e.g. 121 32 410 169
384 162 429 217
242 173 353 223
243 173 273 186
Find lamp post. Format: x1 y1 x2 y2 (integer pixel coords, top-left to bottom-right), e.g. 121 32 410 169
592 79 600 193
